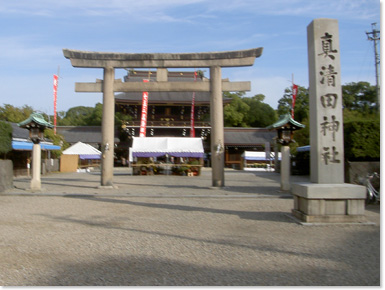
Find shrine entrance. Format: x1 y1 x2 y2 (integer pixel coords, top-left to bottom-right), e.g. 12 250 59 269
63 48 263 187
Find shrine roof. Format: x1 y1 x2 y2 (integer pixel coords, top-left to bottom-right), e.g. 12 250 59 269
56 126 105 145
224 128 276 146
266 114 305 130
18 112 53 129
116 70 231 104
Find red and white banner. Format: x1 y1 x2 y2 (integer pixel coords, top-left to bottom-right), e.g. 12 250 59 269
291 84 298 118
190 93 195 137
139 79 149 137
53 74 58 134
190 71 198 137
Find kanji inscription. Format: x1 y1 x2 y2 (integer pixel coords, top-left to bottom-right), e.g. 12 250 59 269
318 32 338 60
321 93 338 108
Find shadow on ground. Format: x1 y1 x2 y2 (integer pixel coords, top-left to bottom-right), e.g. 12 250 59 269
65 196 293 223
28 228 380 286
26 254 353 286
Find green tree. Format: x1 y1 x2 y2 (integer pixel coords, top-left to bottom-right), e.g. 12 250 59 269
0 121 12 158
0 104 34 123
85 103 103 125
223 92 250 127
59 106 94 126
243 94 277 127
292 118 309 148
44 128 70 158
277 86 309 122
344 119 380 161
342 81 377 112
223 92 277 127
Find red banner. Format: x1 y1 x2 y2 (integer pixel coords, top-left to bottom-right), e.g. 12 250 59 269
291 84 298 118
53 74 58 134
190 71 197 137
190 93 195 137
139 79 149 137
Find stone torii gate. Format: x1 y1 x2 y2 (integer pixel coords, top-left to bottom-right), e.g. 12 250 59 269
63 48 263 187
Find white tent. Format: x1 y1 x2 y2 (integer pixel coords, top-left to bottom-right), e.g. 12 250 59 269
131 137 204 158
62 141 101 160
241 151 281 161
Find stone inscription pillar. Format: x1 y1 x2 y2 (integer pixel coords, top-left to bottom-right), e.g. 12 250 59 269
290 18 366 223
210 66 225 187
308 18 344 184
101 66 115 187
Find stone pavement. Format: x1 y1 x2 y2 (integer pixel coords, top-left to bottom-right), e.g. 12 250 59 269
0 168 380 286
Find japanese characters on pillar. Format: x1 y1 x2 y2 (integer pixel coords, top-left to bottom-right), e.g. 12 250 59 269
308 19 344 184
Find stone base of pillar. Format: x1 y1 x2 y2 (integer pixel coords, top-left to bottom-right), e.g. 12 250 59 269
97 185 119 189
212 180 224 188
30 178 41 191
291 183 367 223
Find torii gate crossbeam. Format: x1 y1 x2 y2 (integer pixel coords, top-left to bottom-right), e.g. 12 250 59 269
63 48 263 187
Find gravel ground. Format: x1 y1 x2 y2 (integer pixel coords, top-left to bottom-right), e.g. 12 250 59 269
0 169 380 286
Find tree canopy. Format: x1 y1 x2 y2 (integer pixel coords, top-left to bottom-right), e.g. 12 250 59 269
58 106 94 126
342 81 377 112
277 85 309 123
223 92 277 127
0 104 34 123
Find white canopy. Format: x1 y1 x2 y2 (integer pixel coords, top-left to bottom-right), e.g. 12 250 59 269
241 151 281 161
131 137 204 158
62 141 101 160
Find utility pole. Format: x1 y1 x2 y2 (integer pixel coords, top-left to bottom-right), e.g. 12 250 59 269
366 23 380 108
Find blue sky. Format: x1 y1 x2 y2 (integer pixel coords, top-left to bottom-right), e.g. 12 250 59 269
0 0 381 114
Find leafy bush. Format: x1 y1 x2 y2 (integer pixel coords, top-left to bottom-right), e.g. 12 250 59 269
44 128 69 159
344 120 380 161
0 121 12 158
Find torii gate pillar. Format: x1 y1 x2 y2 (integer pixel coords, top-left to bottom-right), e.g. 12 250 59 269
210 66 225 187
63 48 263 187
101 66 115 187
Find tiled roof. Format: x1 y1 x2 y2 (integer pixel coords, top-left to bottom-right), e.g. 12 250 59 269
10 123 29 139
56 126 104 145
224 128 276 146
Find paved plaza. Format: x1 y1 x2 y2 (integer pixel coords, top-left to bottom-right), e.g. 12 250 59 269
0 169 380 286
